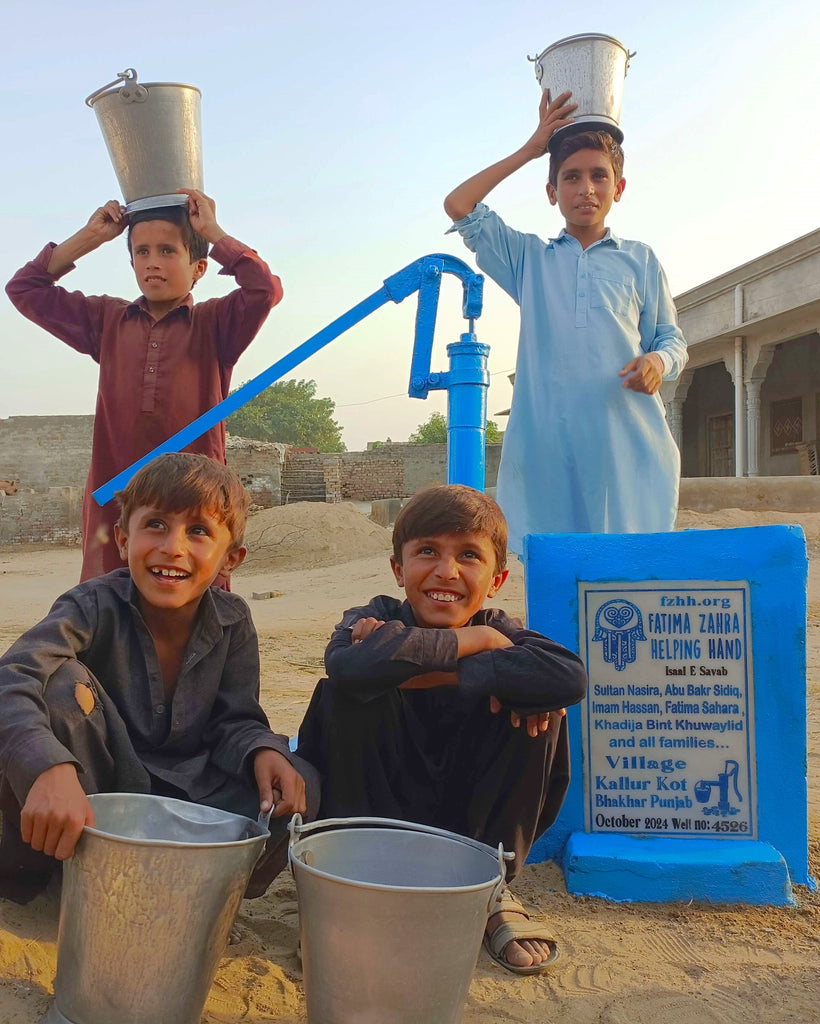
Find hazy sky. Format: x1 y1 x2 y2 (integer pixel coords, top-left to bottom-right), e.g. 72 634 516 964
3 0 819 451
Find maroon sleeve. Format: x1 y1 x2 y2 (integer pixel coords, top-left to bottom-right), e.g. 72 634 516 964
204 235 283 367
5 244 109 361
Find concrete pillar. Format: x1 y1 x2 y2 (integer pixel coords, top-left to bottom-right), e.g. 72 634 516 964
666 399 684 450
734 337 746 477
746 379 763 477
744 346 775 480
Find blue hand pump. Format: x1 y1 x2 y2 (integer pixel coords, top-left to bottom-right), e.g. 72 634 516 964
93 254 486 505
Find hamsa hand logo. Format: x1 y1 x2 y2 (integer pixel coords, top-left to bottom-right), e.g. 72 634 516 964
593 599 646 671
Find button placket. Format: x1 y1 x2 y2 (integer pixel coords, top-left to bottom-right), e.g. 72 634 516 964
142 324 161 411
575 253 588 327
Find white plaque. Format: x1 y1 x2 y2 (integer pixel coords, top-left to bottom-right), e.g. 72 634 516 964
579 581 756 839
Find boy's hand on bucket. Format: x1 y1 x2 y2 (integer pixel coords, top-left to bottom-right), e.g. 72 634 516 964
522 89 577 161
21 763 95 860
254 749 307 818
177 188 226 244
84 200 128 244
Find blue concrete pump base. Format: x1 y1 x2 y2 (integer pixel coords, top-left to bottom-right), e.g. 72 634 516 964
563 832 794 905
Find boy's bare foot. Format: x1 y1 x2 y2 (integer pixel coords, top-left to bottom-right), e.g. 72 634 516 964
483 890 558 975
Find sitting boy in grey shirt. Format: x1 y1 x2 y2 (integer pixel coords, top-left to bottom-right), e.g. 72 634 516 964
0 453 318 903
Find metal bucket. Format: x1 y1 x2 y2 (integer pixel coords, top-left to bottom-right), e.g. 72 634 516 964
43 793 269 1024
86 68 203 212
289 815 511 1024
529 33 634 149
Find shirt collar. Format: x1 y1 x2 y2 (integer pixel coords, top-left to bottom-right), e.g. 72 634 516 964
101 567 245 630
398 598 493 629
551 227 621 250
125 293 194 319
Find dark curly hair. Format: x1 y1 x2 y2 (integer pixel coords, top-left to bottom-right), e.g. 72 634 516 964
126 204 209 262
115 453 248 548
548 130 625 187
392 484 507 573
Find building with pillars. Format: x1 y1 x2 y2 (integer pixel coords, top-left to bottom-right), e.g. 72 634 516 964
662 229 820 477
494 232 820 478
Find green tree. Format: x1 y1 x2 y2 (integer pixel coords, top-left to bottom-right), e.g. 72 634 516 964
485 420 503 443
409 411 504 444
226 379 346 451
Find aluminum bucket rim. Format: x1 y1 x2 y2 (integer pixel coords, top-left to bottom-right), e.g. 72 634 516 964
535 32 629 62
288 815 508 895
86 81 201 107
83 792 268 850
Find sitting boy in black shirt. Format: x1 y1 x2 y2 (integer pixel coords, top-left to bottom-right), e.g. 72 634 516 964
297 484 587 974
0 453 318 903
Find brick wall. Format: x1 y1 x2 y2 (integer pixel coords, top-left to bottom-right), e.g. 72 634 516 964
0 415 504 543
285 443 502 501
0 416 94 489
337 451 405 500
226 438 286 507
282 452 325 502
0 488 83 545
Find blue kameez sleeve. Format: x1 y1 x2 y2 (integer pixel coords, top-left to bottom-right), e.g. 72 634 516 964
639 249 688 380
449 203 529 304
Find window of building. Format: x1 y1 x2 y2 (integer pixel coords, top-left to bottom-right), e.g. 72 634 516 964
769 396 803 456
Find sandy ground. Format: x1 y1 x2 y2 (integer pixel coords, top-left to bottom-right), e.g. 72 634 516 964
0 507 818 1023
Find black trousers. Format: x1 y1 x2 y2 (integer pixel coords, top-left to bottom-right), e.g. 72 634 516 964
0 662 319 903
296 679 570 882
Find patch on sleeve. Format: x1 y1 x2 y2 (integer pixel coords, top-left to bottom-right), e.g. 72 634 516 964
74 682 96 716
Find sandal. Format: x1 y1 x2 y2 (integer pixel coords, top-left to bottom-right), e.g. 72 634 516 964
483 889 559 975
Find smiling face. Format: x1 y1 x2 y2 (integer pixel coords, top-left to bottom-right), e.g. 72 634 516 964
391 532 509 629
130 220 207 318
114 504 245 616
546 148 625 241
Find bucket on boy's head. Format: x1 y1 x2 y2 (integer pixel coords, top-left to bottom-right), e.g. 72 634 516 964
289 814 513 1024
528 33 635 152
86 68 204 214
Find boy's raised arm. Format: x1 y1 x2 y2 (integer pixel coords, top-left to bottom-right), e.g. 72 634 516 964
443 90 577 221
46 200 127 275
197 189 283 366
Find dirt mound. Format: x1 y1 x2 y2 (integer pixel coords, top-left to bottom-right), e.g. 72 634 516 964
240 501 392 572
677 508 820 557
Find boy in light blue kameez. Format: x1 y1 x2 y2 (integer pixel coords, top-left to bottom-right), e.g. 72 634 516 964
444 90 688 553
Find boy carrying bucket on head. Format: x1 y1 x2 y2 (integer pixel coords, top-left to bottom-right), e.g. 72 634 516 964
0 453 319 904
443 90 688 551
6 190 282 581
296 485 588 974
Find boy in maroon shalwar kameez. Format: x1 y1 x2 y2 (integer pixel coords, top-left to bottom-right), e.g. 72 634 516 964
6 189 282 580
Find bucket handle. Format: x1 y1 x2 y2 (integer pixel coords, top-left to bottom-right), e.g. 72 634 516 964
85 68 149 107
287 814 513 906
488 844 508 913
527 46 637 84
